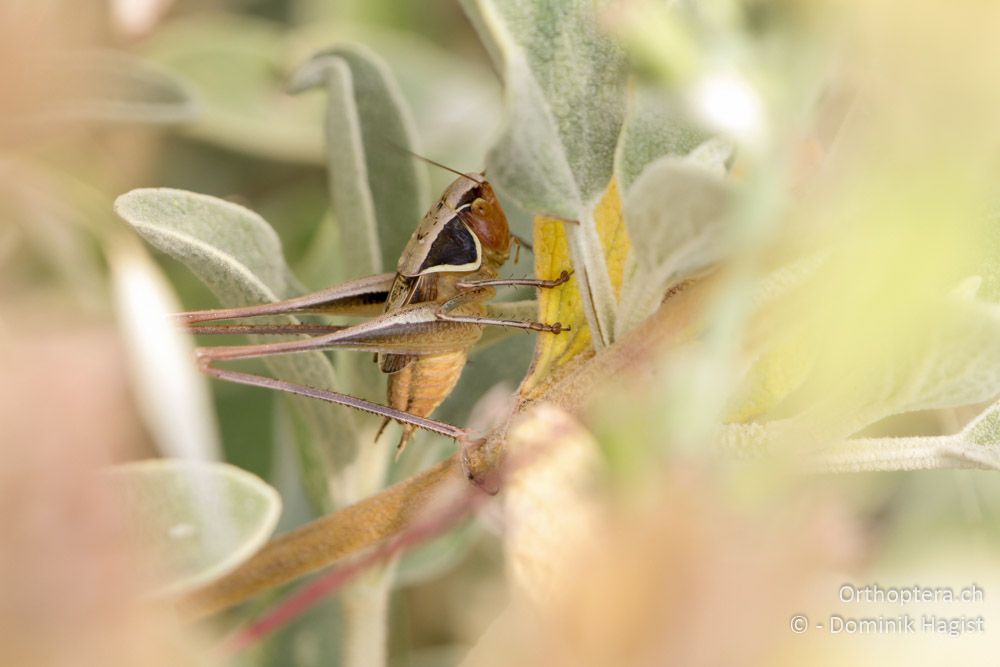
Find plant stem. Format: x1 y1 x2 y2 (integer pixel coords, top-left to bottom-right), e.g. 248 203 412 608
175 458 463 620
341 568 394 667
806 435 995 473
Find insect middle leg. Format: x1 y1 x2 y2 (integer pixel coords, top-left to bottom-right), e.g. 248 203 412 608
435 290 569 334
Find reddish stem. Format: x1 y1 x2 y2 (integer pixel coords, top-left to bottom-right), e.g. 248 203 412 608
223 485 485 655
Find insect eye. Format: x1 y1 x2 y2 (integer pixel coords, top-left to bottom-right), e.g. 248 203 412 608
471 197 489 216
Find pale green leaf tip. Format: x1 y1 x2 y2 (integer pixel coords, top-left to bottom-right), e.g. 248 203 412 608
286 43 384 96
114 187 172 213
113 187 262 226
287 50 351 95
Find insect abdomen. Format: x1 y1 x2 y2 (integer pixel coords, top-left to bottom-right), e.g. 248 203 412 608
388 350 468 451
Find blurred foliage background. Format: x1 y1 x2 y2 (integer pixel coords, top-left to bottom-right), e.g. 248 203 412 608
5 0 1000 666
0 1 523 664
1 0 528 478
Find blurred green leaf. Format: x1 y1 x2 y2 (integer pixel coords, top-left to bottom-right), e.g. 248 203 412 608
115 188 360 510
477 299 539 350
145 15 501 171
256 596 344 667
143 15 325 162
296 211 342 290
719 296 1000 470
461 0 629 346
289 43 429 274
37 50 198 125
396 521 478 587
270 399 324 531
879 301 1000 416
288 23 502 188
104 459 280 596
975 210 1000 302
614 84 709 195
616 153 734 335
2 161 107 305
290 56 381 277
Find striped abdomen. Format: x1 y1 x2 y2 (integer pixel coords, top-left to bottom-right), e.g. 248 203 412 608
387 349 468 452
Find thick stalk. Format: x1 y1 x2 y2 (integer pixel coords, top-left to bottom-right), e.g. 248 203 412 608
175 458 463 619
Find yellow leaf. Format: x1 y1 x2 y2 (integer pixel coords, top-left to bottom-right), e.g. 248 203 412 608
723 333 814 423
520 179 630 397
594 178 630 299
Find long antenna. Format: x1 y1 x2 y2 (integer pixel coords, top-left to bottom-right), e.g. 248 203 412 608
386 141 484 185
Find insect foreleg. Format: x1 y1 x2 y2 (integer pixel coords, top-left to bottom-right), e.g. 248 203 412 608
456 270 571 290
510 233 534 253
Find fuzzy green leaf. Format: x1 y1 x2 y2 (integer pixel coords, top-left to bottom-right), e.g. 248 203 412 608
291 56 381 277
115 188 360 510
115 188 297 298
718 296 1000 471
821 299 1000 431
461 0 628 214
289 44 429 275
616 153 734 335
614 84 710 195
287 26 502 190
105 459 281 596
461 0 630 347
